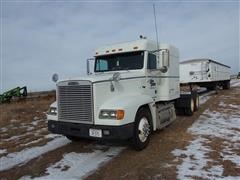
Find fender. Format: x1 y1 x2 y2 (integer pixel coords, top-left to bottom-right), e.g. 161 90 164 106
50 101 57 108
97 94 155 126
47 101 58 121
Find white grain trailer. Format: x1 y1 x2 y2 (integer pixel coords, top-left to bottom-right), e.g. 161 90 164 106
180 59 231 90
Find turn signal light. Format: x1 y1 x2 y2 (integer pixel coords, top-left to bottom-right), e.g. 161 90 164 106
116 110 125 120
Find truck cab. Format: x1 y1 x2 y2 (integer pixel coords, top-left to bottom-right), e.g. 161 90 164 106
47 38 192 150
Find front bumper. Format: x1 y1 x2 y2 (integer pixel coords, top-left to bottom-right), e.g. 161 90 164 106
48 120 134 140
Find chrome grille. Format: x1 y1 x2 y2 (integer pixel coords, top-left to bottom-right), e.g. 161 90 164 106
58 81 93 123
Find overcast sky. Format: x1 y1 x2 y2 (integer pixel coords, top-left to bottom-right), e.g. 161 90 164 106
0 1 239 93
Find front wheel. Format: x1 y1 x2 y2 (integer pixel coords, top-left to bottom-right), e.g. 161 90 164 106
131 108 152 151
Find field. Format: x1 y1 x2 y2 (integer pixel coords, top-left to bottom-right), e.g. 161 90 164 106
0 80 239 180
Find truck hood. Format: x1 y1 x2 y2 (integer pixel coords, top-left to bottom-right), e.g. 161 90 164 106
57 71 144 83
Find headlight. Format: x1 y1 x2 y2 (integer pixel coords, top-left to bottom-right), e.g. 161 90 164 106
48 107 57 115
99 109 124 120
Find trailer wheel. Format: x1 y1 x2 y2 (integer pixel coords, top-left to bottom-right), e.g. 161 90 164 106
184 97 194 116
131 108 152 151
223 81 230 90
194 94 199 111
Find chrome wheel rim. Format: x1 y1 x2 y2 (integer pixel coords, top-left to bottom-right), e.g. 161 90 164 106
138 117 150 142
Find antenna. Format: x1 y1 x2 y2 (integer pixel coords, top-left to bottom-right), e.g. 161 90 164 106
153 4 159 51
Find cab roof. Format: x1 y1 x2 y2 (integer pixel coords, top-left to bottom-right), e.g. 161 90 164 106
95 39 179 57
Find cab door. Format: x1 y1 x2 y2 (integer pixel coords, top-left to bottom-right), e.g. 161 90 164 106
146 52 158 99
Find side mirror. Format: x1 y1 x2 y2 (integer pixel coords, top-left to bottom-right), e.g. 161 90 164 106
86 58 95 75
160 49 169 73
52 73 59 83
162 50 169 67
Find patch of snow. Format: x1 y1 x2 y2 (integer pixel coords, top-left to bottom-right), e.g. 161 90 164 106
189 110 240 142
219 101 227 107
0 127 8 133
10 119 18 123
172 107 240 179
42 147 122 179
3 126 47 142
44 134 61 139
23 138 44 147
219 102 239 109
31 121 39 126
0 149 7 155
229 104 239 109
33 116 39 120
231 79 240 87
0 137 70 171
172 137 220 179
21 146 124 180
4 135 22 141
26 126 35 131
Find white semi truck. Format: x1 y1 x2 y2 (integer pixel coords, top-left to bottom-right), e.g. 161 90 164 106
47 38 199 150
180 59 231 90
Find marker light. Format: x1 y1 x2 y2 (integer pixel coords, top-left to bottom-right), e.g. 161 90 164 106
116 110 125 120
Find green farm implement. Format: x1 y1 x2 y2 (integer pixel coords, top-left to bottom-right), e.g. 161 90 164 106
0 86 27 103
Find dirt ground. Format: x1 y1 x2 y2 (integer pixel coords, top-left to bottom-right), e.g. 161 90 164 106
0 81 239 180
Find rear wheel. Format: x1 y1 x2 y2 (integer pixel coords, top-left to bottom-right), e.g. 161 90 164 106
184 97 194 116
194 94 199 111
132 108 152 151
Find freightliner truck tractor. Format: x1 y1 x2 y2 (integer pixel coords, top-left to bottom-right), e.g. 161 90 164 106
47 38 199 150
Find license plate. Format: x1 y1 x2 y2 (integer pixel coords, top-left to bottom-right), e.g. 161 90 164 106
89 129 102 138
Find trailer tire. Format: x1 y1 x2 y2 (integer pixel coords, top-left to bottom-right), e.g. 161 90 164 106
184 97 194 116
223 81 230 90
131 108 152 151
194 94 199 111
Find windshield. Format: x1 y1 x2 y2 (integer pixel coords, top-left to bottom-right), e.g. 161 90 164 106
94 51 144 72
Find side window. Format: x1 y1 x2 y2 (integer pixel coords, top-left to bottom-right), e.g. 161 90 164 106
147 53 157 69
96 59 108 71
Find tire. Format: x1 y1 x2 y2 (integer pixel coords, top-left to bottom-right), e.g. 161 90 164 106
184 97 194 116
194 94 199 111
131 108 152 151
66 135 80 142
223 81 230 90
